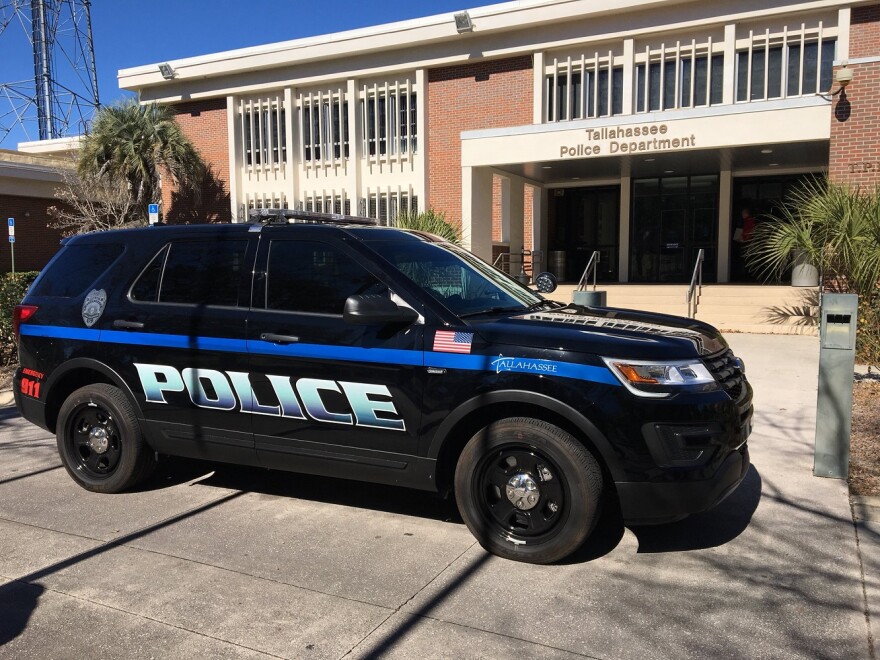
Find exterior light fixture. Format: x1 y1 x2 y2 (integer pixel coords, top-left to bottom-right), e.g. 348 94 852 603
158 63 175 80
818 62 853 100
761 149 773 154
454 11 474 33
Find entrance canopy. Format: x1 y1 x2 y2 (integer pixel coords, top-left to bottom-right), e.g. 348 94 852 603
460 96 830 283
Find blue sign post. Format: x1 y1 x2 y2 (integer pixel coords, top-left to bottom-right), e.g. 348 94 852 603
7 218 14 274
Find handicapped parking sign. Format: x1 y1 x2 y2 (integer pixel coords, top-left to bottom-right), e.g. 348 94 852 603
148 204 159 225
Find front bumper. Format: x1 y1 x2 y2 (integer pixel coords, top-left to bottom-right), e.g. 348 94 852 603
615 444 750 524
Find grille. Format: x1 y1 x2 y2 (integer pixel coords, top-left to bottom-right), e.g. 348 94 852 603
704 349 744 400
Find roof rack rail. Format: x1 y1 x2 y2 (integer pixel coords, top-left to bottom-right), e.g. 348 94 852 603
248 208 378 226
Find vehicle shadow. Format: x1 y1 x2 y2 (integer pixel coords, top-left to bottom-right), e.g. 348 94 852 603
628 465 762 553
146 456 463 523
147 457 760 563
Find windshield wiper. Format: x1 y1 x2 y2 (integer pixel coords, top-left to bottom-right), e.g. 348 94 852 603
458 306 524 318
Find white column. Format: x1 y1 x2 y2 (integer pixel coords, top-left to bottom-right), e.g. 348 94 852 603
531 185 546 272
500 176 511 243
838 8 851 62
717 169 733 283
347 78 360 214
618 177 631 282
226 95 240 221
723 24 737 105
462 166 494 260
622 39 635 115
415 68 429 209
284 87 296 212
533 52 545 124
509 177 525 260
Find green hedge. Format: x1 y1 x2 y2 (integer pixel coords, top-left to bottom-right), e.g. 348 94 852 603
0 271 40 366
857 294 880 369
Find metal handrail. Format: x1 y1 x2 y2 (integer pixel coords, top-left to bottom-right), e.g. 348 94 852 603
686 248 705 318
492 252 511 273
576 251 601 292
492 249 543 278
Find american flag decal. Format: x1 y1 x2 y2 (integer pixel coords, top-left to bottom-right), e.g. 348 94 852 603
433 330 473 354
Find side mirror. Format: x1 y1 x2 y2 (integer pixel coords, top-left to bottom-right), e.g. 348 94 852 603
533 271 558 294
343 294 419 325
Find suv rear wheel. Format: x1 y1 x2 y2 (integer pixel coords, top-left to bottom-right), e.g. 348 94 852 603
56 384 155 493
454 417 603 564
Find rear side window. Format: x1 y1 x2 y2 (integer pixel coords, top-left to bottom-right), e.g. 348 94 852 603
131 240 248 307
30 243 124 298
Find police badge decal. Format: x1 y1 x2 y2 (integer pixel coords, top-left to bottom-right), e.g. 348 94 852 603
82 289 107 327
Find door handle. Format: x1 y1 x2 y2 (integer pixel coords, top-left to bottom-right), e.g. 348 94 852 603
260 333 299 344
113 320 144 330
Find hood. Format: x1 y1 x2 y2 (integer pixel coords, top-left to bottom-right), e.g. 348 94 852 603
470 304 728 359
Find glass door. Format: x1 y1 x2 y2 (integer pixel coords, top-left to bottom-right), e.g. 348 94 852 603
630 175 718 282
548 186 620 282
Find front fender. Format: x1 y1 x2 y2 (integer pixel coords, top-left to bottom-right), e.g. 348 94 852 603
426 388 626 481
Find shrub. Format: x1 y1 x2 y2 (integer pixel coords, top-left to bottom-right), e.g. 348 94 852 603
0 271 40 366
391 208 462 245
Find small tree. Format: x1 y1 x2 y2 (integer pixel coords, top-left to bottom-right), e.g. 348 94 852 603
78 99 206 223
48 165 142 236
746 177 880 366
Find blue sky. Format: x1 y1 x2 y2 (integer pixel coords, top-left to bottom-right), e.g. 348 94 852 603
0 0 498 147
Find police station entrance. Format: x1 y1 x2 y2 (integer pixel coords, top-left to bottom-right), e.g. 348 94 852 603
630 174 719 283
548 185 619 282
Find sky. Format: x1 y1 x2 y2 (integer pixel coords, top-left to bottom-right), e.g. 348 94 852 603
0 0 502 148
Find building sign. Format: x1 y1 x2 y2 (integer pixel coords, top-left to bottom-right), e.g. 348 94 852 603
848 162 880 175
560 123 697 158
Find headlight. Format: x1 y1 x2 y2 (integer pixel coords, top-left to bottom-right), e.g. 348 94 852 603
601 357 719 398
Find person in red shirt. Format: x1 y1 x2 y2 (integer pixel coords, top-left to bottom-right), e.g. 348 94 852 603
733 207 757 280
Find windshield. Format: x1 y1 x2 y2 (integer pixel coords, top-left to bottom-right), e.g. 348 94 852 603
369 239 543 316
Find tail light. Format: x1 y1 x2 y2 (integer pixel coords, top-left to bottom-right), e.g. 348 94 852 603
13 304 38 343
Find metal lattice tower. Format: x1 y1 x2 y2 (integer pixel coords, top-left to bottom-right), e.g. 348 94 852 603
0 0 100 145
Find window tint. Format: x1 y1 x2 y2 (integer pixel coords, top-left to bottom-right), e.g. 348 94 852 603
31 243 124 298
159 240 248 306
266 240 385 314
129 246 168 302
369 240 540 315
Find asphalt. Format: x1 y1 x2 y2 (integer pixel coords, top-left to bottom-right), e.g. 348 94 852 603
0 333 875 659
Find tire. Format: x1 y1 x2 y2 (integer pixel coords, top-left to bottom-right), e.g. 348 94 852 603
454 417 603 564
56 383 155 493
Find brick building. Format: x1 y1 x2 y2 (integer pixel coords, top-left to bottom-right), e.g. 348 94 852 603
118 0 879 283
0 148 72 273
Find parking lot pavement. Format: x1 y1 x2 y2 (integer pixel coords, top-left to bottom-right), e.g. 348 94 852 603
0 333 874 659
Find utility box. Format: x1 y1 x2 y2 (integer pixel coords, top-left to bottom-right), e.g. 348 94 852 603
814 293 858 479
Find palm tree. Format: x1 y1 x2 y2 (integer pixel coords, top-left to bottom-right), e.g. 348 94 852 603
78 99 206 221
745 176 880 297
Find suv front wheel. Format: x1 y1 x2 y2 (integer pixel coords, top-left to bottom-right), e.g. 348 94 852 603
56 384 155 493
454 417 603 564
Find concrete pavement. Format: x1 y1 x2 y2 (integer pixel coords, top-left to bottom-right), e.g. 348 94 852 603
0 333 875 659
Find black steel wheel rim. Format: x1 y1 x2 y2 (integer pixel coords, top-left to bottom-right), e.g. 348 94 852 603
66 402 122 479
474 445 568 541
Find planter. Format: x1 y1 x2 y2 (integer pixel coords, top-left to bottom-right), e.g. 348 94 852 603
792 250 819 287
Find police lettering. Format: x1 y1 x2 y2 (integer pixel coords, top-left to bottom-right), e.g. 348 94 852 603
134 363 406 432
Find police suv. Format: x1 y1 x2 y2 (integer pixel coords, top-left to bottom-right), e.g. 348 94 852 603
14 210 752 564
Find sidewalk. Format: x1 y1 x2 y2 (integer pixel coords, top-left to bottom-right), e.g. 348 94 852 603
0 334 875 658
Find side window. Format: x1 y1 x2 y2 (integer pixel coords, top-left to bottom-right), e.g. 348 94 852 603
30 243 124 298
266 240 385 314
130 240 247 307
129 245 168 302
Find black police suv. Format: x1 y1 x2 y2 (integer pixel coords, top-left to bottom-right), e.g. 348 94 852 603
14 210 752 564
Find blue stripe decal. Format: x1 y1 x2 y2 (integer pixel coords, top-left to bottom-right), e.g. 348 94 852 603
20 324 618 386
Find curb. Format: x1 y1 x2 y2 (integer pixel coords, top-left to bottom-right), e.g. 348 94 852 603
852 495 880 522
